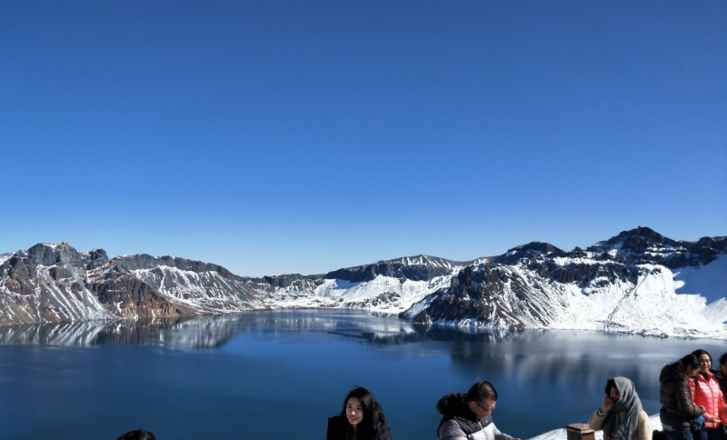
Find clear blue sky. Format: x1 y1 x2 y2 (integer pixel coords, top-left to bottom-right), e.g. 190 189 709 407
1 1 725 276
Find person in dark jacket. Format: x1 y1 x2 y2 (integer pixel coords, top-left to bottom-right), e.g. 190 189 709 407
715 352 727 440
660 354 705 440
116 430 156 440
436 380 521 440
327 387 392 440
715 352 727 404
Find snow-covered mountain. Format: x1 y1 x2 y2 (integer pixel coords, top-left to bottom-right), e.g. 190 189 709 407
1 227 725 338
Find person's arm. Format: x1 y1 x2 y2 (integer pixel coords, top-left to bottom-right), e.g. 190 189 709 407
715 384 727 425
589 408 608 431
493 422 521 440
637 410 652 440
719 399 727 425
438 420 469 440
677 379 704 418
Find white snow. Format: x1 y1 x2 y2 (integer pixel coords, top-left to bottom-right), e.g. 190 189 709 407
552 257 620 266
269 273 456 314
673 255 727 303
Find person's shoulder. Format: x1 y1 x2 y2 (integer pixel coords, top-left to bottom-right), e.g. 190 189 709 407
638 409 651 428
438 418 465 437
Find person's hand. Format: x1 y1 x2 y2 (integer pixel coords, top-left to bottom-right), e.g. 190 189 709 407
601 395 613 412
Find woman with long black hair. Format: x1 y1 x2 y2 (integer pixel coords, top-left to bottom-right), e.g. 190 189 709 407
327 387 392 440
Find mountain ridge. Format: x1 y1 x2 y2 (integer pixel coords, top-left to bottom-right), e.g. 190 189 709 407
1 227 725 338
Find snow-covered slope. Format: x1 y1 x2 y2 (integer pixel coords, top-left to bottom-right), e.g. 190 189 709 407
674 255 727 303
268 273 457 313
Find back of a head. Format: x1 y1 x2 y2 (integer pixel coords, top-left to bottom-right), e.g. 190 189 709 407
437 393 468 416
116 430 156 440
680 353 699 371
720 352 727 368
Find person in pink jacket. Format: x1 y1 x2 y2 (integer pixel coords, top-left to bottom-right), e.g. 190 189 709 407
688 350 727 440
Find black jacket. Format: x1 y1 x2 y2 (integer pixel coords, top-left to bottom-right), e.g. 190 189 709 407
326 415 392 440
659 362 704 430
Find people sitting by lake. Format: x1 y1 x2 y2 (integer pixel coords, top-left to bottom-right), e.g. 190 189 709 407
588 376 651 440
115 430 156 440
327 386 392 440
660 353 705 440
436 380 521 440
688 350 727 440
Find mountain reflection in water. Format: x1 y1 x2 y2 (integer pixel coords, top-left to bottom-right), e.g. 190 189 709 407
0 311 719 403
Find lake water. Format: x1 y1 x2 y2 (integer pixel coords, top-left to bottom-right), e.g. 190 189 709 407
1 310 725 440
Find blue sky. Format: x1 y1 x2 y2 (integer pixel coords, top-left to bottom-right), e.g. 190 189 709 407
1 1 725 276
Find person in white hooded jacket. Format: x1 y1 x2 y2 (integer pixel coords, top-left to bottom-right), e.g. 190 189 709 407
436 380 522 440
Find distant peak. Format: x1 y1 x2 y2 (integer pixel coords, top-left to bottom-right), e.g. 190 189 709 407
608 226 666 242
32 242 72 250
507 241 564 255
598 226 678 248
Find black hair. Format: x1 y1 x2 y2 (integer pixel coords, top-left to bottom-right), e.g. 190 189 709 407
604 379 617 396
116 430 156 440
692 349 712 363
720 352 727 367
339 387 390 440
679 353 699 371
465 380 498 403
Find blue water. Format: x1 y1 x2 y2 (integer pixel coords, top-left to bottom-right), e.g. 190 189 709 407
1 310 725 440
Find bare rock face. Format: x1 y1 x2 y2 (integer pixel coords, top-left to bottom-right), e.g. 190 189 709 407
0 243 191 325
87 265 193 320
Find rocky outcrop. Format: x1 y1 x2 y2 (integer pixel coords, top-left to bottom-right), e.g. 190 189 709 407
587 226 727 268
325 255 466 282
0 244 191 325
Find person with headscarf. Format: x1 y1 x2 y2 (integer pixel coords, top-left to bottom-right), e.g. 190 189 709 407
589 376 652 440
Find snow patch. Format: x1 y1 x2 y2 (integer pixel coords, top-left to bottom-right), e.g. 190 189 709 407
673 255 727 303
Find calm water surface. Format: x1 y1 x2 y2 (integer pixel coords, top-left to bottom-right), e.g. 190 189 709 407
1 310 725 440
